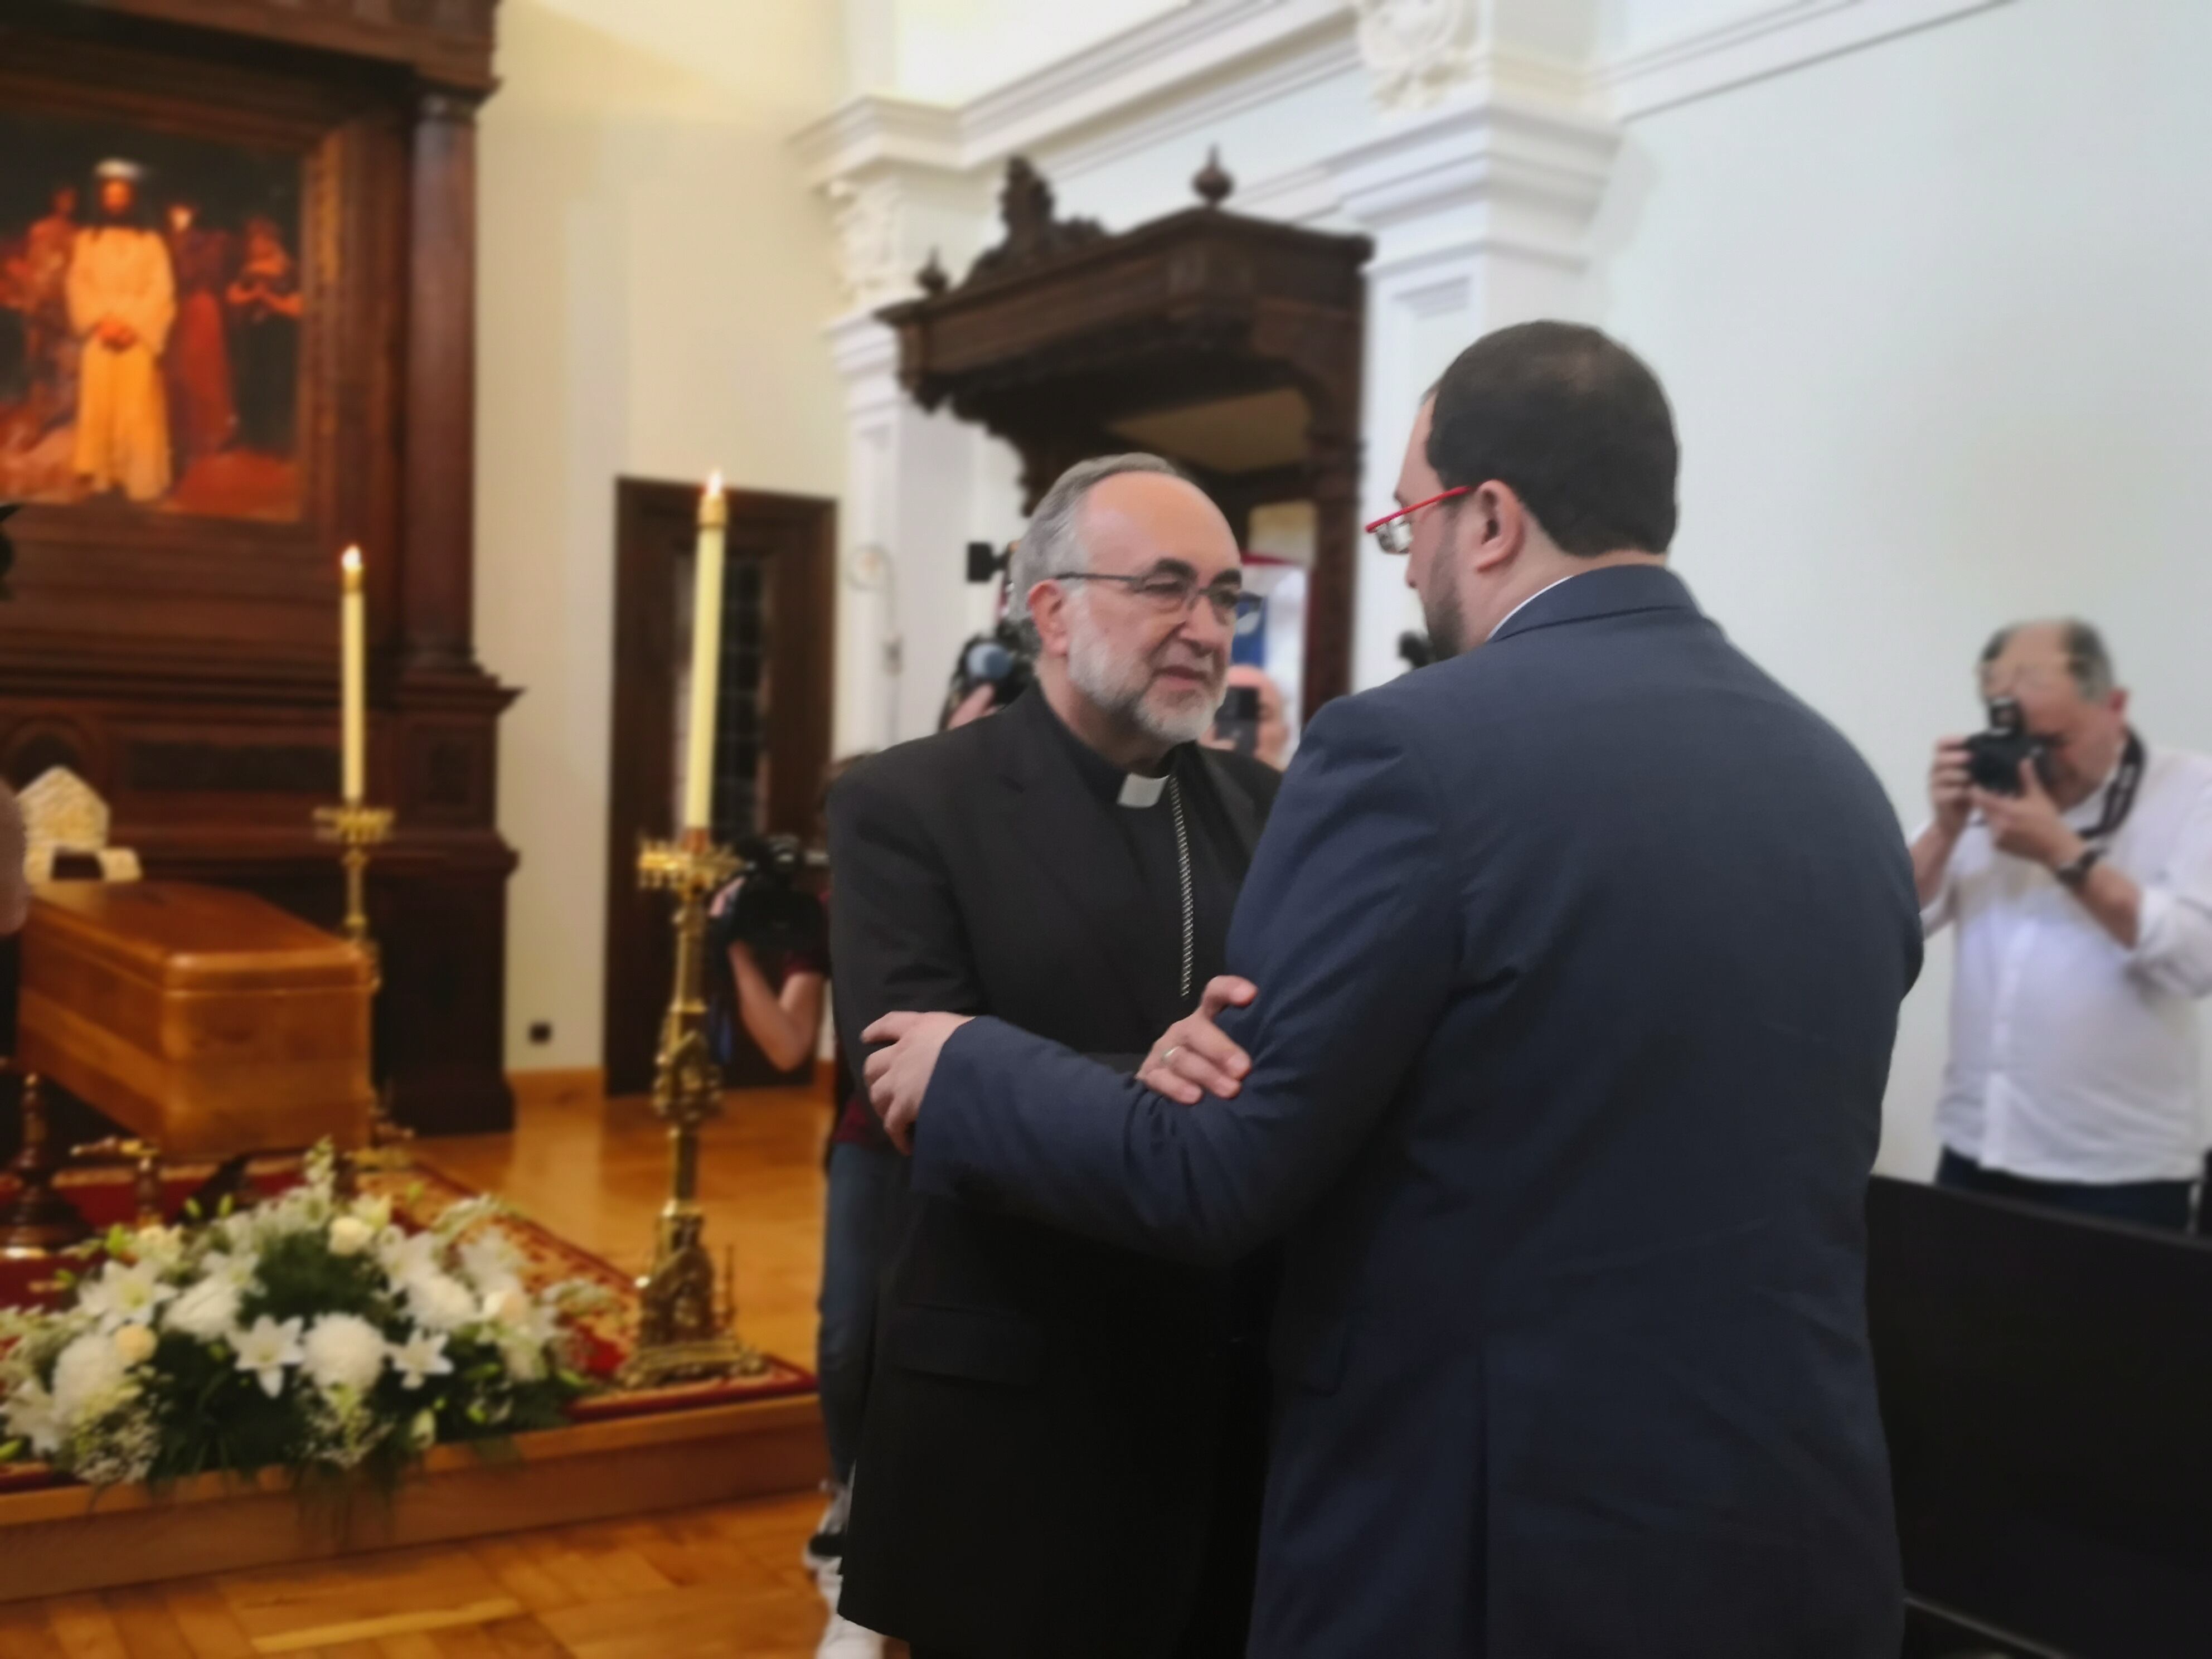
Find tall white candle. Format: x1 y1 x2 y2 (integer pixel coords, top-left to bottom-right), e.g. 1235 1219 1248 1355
682 474 727 831
341 546 366 804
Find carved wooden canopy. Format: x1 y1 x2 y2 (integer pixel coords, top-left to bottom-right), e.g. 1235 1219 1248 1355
879 156 1372 713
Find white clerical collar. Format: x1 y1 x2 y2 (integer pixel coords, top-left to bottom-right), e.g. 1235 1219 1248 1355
1118 772 1169 809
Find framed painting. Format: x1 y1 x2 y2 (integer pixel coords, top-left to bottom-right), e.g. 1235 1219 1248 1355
0 109 306 520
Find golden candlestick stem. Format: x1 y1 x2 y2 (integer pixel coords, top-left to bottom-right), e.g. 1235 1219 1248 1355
620 828 768 1387
315 802 405 1163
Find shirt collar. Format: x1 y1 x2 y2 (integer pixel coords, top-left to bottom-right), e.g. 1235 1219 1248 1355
1041 692 1178 809
1486 571 1591 643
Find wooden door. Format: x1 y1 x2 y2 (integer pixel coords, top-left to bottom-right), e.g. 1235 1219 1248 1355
601 479 834 1098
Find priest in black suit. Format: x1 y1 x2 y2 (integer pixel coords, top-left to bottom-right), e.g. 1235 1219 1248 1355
827 454 1283 1659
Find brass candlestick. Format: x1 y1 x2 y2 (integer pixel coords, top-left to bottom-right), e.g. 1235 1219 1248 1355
314 802 408 1165
619 827 769 1387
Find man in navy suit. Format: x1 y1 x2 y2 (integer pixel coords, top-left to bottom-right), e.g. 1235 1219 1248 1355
863 322 1923 1657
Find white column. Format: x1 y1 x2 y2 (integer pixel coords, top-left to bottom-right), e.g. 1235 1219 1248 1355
1339 3 1621 688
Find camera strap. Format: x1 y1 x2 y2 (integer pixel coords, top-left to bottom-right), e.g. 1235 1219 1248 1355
2082 729 2146 847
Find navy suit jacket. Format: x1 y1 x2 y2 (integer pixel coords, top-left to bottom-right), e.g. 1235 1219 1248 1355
914 566 1923 1658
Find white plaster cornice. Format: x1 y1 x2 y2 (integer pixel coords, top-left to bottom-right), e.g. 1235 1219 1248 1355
1594 0 2016 122
794 0 2017 192
794 0 1356 186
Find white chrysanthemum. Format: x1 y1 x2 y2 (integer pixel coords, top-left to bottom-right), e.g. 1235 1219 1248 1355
232 1315 305 1399
163 1276 242 1343
78 1258 176 1334
111 1325 158 1367
3 1377 64 1458
405 1272 477 1333
327 1216 376 1258
389 1328 454 1391
51 1332 133 1427
302 1313 387 1397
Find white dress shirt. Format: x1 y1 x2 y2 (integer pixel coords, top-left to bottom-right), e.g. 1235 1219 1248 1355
1922 740 2212 1182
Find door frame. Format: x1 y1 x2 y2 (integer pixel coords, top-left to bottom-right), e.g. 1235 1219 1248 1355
600 478 835 1098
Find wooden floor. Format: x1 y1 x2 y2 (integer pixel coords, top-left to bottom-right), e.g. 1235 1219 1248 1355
8 1079 863 1659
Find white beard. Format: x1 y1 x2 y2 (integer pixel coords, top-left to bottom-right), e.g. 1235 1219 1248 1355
1065 596 1223 746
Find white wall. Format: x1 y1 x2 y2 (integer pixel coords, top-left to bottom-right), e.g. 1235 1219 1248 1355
1587 0 2212 1175
476 0 848 1073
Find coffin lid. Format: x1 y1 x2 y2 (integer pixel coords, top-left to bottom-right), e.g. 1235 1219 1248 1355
27 882 370 995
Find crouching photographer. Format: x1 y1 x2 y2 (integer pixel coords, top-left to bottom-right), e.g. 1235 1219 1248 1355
1915 620 2212 1231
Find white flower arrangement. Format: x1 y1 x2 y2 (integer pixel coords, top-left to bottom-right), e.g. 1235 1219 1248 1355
0 1144 605 1490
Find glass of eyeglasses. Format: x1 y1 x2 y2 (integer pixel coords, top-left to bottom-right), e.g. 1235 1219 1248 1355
1050 566 1263 624
1362 486 1472 555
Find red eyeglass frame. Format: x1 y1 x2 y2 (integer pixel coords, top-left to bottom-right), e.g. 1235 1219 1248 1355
1362 486 1472 539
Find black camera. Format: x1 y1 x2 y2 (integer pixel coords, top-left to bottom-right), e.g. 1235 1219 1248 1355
714 833 827 961
941 619 1036 727
1964 696 2047 796
1212 684 1260 756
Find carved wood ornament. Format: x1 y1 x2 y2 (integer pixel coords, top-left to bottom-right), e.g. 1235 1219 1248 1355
878 156 1372 717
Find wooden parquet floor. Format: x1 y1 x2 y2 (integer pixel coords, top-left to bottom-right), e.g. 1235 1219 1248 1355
7 1078 881 1659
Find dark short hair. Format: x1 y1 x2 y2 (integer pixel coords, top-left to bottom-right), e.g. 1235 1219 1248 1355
1427 321 1679 557
1980 619 2116 701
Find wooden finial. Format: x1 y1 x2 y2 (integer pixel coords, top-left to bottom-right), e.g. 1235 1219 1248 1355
1193 147 1234 208
916 248 949 296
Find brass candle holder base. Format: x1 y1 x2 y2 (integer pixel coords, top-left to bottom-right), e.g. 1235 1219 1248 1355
618 831 769 1389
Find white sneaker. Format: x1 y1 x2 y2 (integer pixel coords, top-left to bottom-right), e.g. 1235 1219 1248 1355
812 1560 885 1659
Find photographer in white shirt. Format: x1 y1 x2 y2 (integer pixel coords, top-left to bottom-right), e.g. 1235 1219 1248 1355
1915 620 2212 1231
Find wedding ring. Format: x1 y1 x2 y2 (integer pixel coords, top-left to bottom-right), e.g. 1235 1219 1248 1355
1163 1046 1182 1065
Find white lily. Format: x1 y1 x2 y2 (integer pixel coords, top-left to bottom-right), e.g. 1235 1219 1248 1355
388 1328 454 1391
232 1315 306 1399
3 1378 64 1458
79 1258 176 1334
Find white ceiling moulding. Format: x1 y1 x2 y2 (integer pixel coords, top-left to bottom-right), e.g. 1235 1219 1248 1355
792 0 1354 186
1594 0 2017 122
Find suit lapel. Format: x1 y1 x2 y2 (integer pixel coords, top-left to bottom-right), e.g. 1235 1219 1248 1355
993 693 1165 1035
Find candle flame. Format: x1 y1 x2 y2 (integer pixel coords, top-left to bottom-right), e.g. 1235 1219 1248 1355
341 545 362 573
706 470 724 497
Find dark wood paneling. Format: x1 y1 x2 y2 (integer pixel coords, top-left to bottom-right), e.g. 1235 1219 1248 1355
0 1 515 1135
601 481 835 1099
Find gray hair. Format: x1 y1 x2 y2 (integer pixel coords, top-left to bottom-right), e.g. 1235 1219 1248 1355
1007 453 1188 647
1980 618 2116 701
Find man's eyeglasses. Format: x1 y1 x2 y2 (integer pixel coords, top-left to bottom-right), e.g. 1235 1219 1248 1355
1363 486 1471 555
1051 569 1261 625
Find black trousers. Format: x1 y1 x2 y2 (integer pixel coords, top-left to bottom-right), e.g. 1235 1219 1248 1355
1937 1147 2196 1232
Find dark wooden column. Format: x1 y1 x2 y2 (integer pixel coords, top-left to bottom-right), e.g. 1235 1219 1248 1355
401 88 481 676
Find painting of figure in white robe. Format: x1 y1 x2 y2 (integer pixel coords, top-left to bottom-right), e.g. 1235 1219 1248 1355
0 111 303 520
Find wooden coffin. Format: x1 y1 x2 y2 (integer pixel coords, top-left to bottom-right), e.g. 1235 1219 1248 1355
16 882 374 1158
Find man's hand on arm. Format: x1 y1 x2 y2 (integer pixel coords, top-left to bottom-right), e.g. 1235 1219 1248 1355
1137 976 1257 1105
862 1011 974 1152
